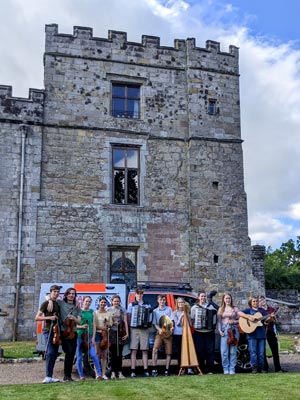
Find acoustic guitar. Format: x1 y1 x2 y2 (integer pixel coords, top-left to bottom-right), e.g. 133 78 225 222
239 312 271 334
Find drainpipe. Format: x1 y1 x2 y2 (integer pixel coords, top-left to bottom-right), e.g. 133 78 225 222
12 125 28 341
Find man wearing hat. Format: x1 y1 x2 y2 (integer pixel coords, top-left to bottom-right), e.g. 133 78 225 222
35 284 62 383
127 288 152 377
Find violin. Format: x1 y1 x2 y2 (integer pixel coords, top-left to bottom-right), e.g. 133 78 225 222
100 319 110 349
100 331 109 349
63 318 76 339
52 323 62 345
81 320 89 352
118 320 127 339
227 327 238 346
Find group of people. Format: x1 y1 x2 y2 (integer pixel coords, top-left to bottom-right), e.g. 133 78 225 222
219 293 286 375
35 285 285 384
35 285 129 383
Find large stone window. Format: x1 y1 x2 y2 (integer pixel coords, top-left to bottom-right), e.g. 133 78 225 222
110 247 137 287
112 83 140 119
112 145 140 205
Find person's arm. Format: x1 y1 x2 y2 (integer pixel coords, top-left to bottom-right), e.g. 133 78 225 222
238 310 255 322
123 310 129 339
127 303 132 326
92 312 97 344
217 311 224 336
169 308 174 333
35 308 57 322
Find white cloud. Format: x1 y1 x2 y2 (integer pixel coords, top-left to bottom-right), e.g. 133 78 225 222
285 203 300 220
249 213 295 248
1 0 300 248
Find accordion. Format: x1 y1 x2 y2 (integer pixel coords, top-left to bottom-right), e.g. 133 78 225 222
194 305 217 331
130 304 152 328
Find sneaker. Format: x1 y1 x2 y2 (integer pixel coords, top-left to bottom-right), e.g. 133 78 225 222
187 368 194 375
277 369 287 373
143 371 150 377
224 371 229 375
207 372 213 375
152 369 158 377
252 368 258 374
96 376 103 381
102 375 109 380
164 370 170 377
111 372 117 379
130 372 137 378
42 377 53 384
229 371 235 375
118 372 125 379
63 376 74 382
80 377 86 382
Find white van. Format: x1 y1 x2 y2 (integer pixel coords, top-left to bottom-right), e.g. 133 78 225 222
36 282 126 354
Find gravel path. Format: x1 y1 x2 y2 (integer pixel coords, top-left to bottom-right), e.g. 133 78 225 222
0 353 299 385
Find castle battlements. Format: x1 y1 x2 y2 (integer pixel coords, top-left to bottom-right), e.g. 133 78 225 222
45 24 239 74
0 85 44 123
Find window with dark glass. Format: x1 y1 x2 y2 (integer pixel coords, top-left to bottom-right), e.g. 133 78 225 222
110 248 137 288
208 99 217 115
112 83 140 119
112 146 139 205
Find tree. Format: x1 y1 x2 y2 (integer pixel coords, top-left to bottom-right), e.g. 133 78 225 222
264 237 300 290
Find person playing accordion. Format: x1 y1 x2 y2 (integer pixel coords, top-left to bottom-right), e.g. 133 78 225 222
191 291 217 374
127 288 152 378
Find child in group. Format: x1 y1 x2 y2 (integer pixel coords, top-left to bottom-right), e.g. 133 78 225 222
76 296 102 381
93 297 113 379
217 293 239 375
238 296 271 373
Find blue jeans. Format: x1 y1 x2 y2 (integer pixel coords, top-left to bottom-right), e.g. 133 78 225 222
43 329 59 378
76 337 102 378
220 324 239 373
248 337 266 369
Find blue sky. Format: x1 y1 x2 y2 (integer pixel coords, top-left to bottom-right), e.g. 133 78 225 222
211 0 300 43
1 0 300 249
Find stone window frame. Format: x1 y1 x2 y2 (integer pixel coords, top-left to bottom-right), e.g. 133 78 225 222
208 99 218 115
108 137 147 207
112 144 140 205
111 83 141 119
107 73 147 120
109 246 138 287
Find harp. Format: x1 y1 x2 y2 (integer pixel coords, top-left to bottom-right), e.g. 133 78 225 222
178 304 202 376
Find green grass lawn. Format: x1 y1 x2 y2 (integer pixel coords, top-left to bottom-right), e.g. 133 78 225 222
0 341 37 359
0 334 298 400
0 373 299 400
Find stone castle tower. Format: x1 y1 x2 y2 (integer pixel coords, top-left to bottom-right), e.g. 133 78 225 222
0 25 263 339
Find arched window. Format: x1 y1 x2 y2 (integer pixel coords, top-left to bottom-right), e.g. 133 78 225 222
110 247 137 287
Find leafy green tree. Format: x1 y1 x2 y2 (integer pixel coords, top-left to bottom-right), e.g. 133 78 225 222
264 237 300 289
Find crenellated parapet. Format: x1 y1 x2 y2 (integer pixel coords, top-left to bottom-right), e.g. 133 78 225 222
0 85 44 123
45 24 239 74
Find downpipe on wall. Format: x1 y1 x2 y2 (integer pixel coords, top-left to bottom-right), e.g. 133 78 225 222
13 125 28 341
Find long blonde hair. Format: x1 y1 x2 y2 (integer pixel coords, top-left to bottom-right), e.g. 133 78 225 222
218 293 234 315
175 297 190 313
